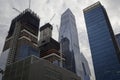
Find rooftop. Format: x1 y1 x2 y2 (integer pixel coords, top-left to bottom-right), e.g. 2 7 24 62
13 8 40 22
83 1 102 13
40 23 53 31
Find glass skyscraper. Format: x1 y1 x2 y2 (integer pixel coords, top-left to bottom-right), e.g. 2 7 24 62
59 8 84 79
81 53 91 80
83 2 120 80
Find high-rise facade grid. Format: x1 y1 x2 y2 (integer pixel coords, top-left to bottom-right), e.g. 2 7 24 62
83 2 120 80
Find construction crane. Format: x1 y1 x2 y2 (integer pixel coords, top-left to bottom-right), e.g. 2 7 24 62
13 0 31 13
53 24 63 67
49 14 56 23
56 25 59 33
12 7 21 13
48 14 63 67
48 13 60 32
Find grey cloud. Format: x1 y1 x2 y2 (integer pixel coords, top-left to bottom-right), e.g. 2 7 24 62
101 0 120 34
46 0 50 4
0 0 120 80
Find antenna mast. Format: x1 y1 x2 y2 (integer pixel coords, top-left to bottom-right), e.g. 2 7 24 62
29 0 31 9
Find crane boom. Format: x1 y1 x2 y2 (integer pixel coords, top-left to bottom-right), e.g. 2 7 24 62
56 25 59 32
13 8 21 13
49 14 55 22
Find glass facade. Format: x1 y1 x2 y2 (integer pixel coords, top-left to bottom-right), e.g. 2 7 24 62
61 37 76 72
16 44 39 61
81 53 91 80
84 2 120 80
59 9 84 78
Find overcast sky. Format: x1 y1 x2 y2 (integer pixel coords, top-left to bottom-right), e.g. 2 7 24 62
0 0 120 80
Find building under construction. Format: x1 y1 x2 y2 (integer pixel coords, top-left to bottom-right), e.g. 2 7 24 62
3 8 40 65
0 8 81 80
39 23 64 66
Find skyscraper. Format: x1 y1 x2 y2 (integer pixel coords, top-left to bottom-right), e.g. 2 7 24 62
2 9 40 65
39 23 64 66
81 53 91 80
83 2 120 80
1 8 81 80
59 8 83 78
